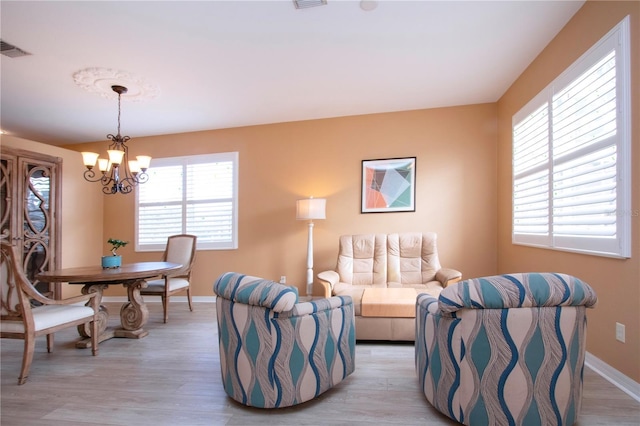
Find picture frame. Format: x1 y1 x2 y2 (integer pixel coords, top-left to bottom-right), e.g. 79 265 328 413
361 157 416 213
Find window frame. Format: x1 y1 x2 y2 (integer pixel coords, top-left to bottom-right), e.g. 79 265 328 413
511 16 631 259
135 151 239 252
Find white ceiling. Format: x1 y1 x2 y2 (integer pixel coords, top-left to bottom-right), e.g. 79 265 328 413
0 0 584 146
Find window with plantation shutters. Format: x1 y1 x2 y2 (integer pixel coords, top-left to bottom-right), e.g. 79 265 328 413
136 152 238 251
512 17 631 258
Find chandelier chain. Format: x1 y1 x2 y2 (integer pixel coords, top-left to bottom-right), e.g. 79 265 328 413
117 91 122 137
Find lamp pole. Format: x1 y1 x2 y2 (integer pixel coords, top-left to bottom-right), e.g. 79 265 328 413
296 197 326 298
305 220 315 297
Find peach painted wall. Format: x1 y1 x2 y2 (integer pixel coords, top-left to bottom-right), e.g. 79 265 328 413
1 135 104 298
497 1 640 381
65 103 498 302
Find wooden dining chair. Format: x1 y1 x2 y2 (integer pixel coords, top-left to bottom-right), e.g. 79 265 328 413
0 242 99 385
140 234 197 323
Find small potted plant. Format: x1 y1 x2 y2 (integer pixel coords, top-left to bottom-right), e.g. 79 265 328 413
102 238 129 268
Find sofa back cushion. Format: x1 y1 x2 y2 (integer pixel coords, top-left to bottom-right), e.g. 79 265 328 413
387 232 441 285
336 234 387 286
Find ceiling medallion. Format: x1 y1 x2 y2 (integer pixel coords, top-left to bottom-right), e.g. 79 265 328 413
72 67 159 102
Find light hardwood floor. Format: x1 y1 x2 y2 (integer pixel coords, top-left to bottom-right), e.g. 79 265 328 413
1 302 638 425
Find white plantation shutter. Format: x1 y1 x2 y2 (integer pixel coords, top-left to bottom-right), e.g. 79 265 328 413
136 152 238 251
552 146 617 237
513 170 549 237
512 17 630 258
552 52 617 157
513 101 550 241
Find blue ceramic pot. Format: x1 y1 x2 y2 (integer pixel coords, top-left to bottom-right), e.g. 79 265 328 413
101 255 121 269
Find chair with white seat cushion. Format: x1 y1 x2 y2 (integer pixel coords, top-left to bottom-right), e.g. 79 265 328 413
141 234 197 323
0 242 99 385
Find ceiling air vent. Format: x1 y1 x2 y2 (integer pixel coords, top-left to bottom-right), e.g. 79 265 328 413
293 0 327 9
0 40 31 58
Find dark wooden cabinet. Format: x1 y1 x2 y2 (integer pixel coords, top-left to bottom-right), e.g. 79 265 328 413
1 147 62 297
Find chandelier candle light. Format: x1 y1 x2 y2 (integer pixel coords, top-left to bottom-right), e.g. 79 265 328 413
296 197 326 297
81 85 151 194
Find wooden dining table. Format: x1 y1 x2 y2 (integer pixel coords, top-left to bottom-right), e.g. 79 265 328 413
37 261 182 348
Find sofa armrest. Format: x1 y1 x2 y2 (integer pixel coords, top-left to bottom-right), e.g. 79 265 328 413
436 268 462 287
317 270 339 298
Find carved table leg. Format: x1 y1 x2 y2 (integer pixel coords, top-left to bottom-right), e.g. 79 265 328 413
76 284 114 349
114 278 149 339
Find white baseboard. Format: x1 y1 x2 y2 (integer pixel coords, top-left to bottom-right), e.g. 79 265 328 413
102 296 217 303
585 351 640 402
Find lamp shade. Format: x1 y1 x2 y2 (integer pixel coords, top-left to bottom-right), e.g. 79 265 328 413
128 160 140 174
107 149 125 165
81 152 99 168
98 158 111 172
296 197 326 220
136 155 152 171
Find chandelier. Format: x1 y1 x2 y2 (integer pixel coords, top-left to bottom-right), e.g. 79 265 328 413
81 85 151 195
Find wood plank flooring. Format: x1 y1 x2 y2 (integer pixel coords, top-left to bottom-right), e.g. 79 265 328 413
1 302 638 425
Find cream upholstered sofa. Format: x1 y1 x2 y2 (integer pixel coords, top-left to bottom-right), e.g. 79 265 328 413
317 232 461 341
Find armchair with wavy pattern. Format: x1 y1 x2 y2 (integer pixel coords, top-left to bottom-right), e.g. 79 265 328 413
213 272 355 408
415 272 597 426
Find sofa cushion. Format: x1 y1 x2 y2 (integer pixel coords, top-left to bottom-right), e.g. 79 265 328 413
337 234 387 286
388 279 444 297
388 232 440 285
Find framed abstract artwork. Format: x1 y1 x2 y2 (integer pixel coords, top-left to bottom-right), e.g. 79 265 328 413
361 157 416 213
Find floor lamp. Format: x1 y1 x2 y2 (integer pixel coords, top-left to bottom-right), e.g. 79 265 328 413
296 197 326 298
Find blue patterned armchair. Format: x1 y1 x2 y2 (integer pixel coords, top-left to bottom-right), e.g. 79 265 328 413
415 273 597 426
213 272 356 408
